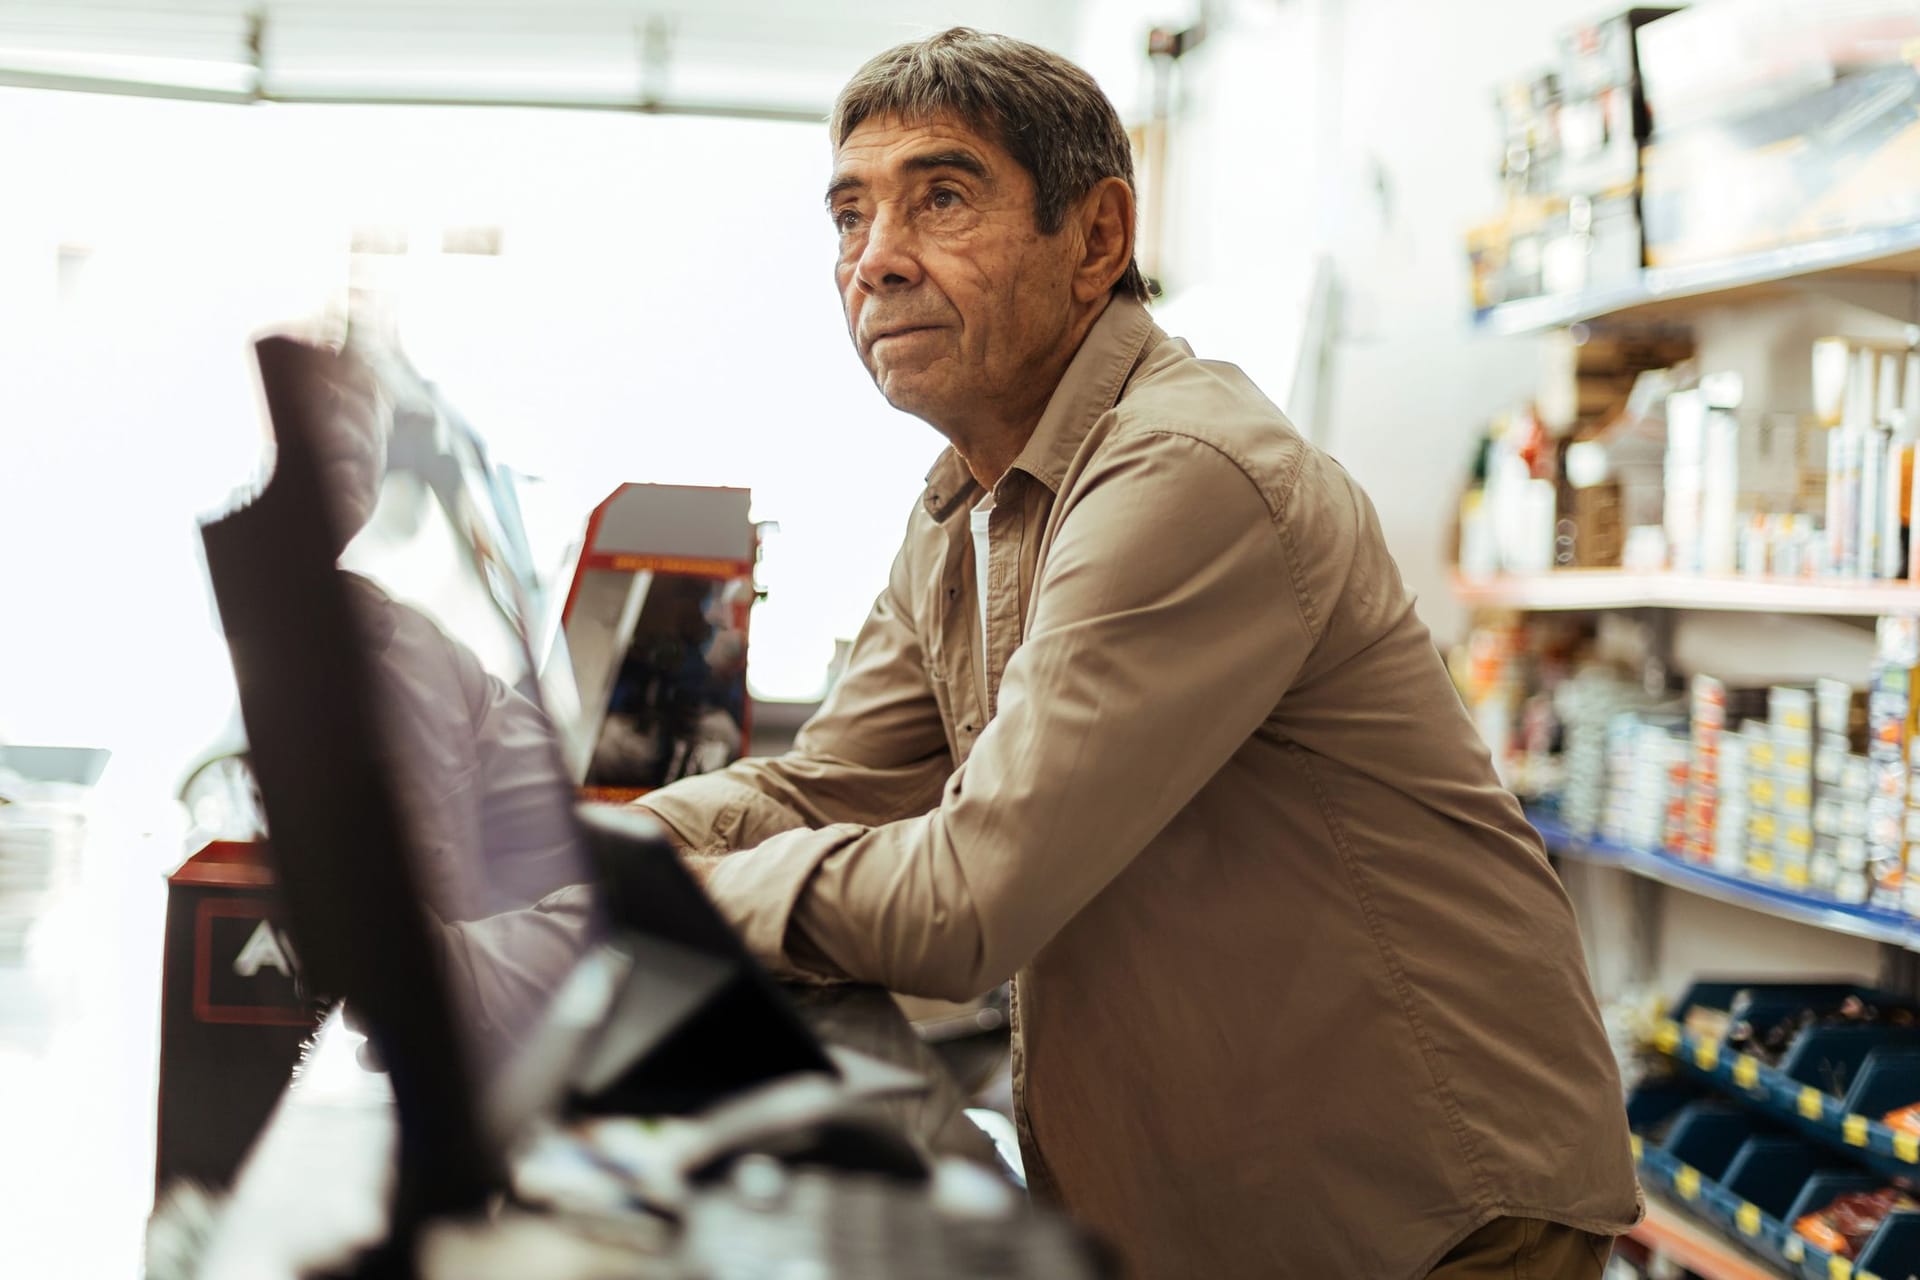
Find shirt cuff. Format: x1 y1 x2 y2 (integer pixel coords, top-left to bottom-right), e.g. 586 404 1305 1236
704 823 864 980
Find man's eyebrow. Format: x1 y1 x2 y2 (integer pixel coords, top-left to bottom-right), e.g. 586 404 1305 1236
824 149 992 206
825 173 865 206
901 149 990 180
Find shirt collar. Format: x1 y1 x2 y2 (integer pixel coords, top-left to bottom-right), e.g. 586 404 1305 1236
921 295 1160 521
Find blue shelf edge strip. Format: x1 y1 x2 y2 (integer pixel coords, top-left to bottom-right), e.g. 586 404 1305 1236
1528 809 1916 949
1650 1019 1920 1179
1637 1146 1852 1280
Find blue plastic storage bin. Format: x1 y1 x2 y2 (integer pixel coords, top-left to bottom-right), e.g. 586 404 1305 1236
1844 1049 1920 1119
1855 1210 1920 1279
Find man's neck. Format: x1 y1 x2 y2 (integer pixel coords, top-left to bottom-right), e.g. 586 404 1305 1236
951 424 1030 492
945 298 1110 492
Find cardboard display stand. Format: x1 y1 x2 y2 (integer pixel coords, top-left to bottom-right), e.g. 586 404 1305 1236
559 484 758 804
155 839 320 1192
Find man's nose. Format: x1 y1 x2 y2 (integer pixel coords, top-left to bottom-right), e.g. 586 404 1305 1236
855 207 923 293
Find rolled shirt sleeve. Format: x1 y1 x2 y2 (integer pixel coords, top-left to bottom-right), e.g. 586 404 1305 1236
706 430 1346 1001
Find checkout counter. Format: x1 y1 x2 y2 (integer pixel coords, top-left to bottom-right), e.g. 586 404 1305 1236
156 336 1101 1279
174 986 1033 1280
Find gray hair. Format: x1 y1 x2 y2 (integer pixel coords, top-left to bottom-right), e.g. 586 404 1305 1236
829 28 1150 302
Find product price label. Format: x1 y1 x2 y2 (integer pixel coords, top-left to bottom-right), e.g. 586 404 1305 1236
1785 863 1811 888
1801 1087 1826 1120
1830 1256 1853 1280
1676 1164 1701 1200
1734 1055 1760 1089
1786 1236 1806 1262
1653 1022 1681 1054
1694 1040 1719 1071
1737 1202 1761 1236
1630 1134 1643 1160
1896 1132 1919 1163
1846 1114 1869 1146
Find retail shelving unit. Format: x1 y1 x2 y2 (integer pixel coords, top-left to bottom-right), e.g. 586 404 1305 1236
1475 222 1920 336
1452 572 1920 616
1531 812 1915 948
1460 224 1920 1280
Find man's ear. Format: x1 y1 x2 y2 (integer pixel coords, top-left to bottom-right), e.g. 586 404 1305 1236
1072 177 1137 303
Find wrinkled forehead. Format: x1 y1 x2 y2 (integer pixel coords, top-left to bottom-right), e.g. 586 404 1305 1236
830 110 1008 173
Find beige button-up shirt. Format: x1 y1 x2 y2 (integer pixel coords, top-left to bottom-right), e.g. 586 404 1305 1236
639 296 1641 1278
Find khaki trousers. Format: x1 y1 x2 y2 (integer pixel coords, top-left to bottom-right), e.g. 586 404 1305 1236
1427 1217 1616 1279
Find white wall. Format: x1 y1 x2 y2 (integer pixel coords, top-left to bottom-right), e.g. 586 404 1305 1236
1074 0 1321 411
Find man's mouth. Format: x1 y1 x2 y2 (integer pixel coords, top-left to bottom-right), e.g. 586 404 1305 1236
870 325 940 348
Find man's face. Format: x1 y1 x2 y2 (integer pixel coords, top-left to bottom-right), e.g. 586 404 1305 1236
827 113 1082 433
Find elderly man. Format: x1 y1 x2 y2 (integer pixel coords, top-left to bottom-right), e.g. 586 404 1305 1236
638 27 1639 1280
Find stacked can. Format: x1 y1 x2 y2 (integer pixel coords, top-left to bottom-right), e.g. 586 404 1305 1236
1745 723 1779 880
1557 680 1639 839
1664 739 1693 858
1686 675 1727 864
1813 679 1868 903
1628 725 1689 855
1768 686 1818 891
1712 728 1751 876
1815 753 1873 903
1620 717 1688 851
1602 712 1644 845
1867 617 1920 910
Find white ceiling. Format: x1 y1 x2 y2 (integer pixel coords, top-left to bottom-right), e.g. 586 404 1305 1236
0 0 1085 114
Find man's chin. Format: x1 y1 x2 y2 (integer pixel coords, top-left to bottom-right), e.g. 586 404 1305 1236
872 374 951 426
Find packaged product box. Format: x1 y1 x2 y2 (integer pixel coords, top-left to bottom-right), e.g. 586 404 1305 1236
1906 761 1920 915
1748 809 1781 878
158 840 320 1191
1556 7 1682 192
561 484 758 805
1635 0 1920 136
1812 833 1842 892
1688 674 1728 862
1665 747 1693 858
1777 818 1818 890
1640 60 1920 268
1816 677 1859 783
1602 711 1644 842
1867 616 1920 907
1625 723 1663 847
1715 728 1752 873
1626 718 1689 849
1814 738 1871 900
1541 192 1646 298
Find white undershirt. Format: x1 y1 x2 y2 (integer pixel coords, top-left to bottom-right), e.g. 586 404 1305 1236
970 491 996 664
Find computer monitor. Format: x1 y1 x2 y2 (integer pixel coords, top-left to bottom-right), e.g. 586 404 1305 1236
200 335 839 1255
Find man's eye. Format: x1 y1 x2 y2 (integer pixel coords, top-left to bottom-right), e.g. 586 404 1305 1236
929 188 959 210
832 208 862 233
